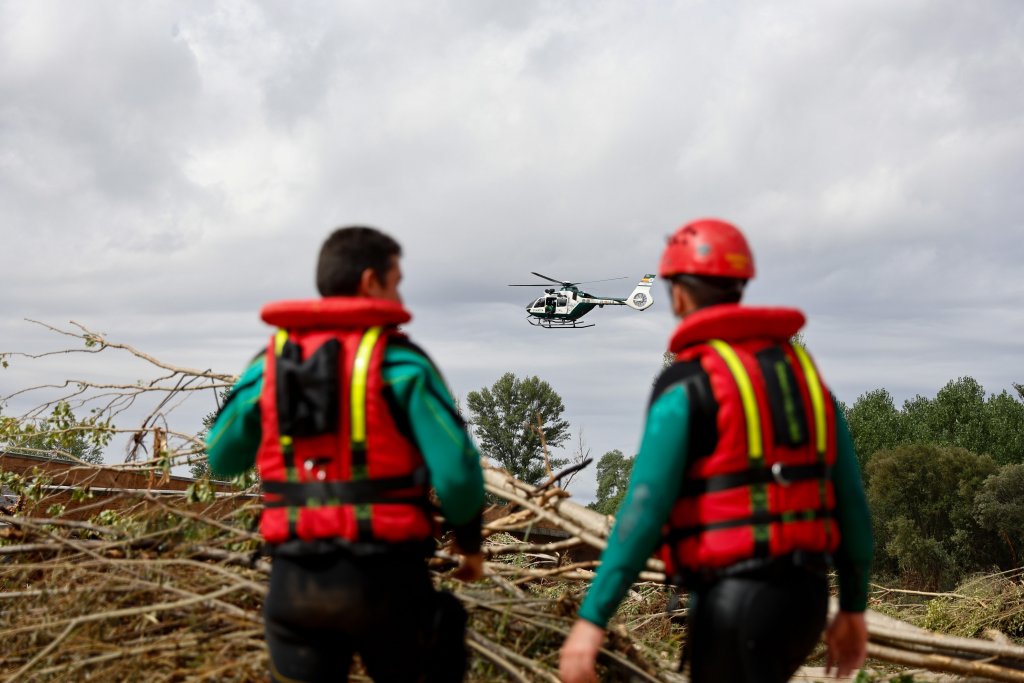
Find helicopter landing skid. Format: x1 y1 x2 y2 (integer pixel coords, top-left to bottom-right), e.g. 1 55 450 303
527 316 595 329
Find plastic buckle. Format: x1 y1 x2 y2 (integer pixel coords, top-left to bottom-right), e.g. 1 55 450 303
770 462 791 486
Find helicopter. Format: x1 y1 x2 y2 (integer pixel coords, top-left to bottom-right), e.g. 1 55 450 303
509 272 656 328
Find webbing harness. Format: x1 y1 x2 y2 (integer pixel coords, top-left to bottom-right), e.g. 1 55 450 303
668 340 832 550
267 326 428 539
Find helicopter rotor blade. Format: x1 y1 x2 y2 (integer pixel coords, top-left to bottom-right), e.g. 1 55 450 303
531 272 575 286
508 284 552 287
573 275 630 285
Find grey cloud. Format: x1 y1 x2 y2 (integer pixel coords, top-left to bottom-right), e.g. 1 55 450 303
2 1 1022 490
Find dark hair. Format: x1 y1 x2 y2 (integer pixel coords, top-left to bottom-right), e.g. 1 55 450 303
316 226 402 296
669 274 746 308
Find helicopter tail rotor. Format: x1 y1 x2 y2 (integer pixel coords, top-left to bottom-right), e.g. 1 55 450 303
624 274 656 311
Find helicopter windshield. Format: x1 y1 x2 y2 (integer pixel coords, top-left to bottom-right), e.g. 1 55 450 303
531 298 545 308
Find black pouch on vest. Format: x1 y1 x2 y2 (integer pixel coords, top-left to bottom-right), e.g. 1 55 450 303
275 339 340 437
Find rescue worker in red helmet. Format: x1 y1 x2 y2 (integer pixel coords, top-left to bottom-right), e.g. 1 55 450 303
207 226 485 683
560 218 873 682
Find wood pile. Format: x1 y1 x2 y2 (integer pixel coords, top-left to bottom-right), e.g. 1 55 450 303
1 321 1023 680
0 461 1022 681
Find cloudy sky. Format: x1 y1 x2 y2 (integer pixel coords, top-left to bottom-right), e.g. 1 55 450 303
2 1 1022 501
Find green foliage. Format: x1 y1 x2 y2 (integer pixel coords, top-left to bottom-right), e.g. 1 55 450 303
920 572 1024 638
846 389 908 471
983 390 1024 466
903 377 987 453
847 377 1024 467
71 486 93 503
866 444 1005 589
0 401 111 465
189 456 212 480
189 390 228 479
587 449 634 515
466 372 571 485
185 477 217 504
92 508 123 527
974 463 1024 564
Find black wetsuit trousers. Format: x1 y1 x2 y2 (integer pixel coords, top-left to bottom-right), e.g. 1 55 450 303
264 550 467 683
685 566 829 683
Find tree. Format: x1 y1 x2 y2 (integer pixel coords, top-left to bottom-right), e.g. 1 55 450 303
189 389 258 486
587 449 634 515
652 351 675 386
974 464 1024 565
189 399 221 480
466 372 570 485
866 444 1004 589
846 377 1024 467
845 389 908 469
981 390 1024 466
0 401 109 465
904 377 988 453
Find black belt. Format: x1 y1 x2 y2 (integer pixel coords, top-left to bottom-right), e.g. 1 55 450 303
680 463 830 497
664 506 832 541
262 467 429 508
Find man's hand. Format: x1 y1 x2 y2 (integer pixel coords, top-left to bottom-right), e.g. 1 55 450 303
825 610 867 678
559 619 605 683
452 552 484 582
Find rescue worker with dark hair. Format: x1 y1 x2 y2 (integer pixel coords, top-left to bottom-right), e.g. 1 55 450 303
559 218 873 683
207 225 485 683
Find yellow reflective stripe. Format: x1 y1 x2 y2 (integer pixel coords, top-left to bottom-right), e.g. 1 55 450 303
791 344 834 548
274 329 289 356
708 339 763 460
350 326 383 445
792 344 827 454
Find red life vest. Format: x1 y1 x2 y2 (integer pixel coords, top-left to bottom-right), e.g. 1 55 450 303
255 298 434 546
658 304 840 579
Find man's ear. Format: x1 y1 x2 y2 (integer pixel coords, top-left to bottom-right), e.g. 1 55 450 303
671 283 694 318
357 267 380 298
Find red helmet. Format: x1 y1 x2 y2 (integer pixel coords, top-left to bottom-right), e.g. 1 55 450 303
658 218 755 280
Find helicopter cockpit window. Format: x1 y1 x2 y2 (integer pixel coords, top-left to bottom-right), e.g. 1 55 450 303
532 298 545 308
556 296 568 307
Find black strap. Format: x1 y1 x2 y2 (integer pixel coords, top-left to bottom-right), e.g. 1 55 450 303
755 345 810 449
263 468 429 508
664 506 832 542
679 463 831 497
650 359 719 460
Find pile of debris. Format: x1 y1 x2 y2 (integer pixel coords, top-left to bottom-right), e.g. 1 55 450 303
4 322 1024 681
2 462 1024 681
